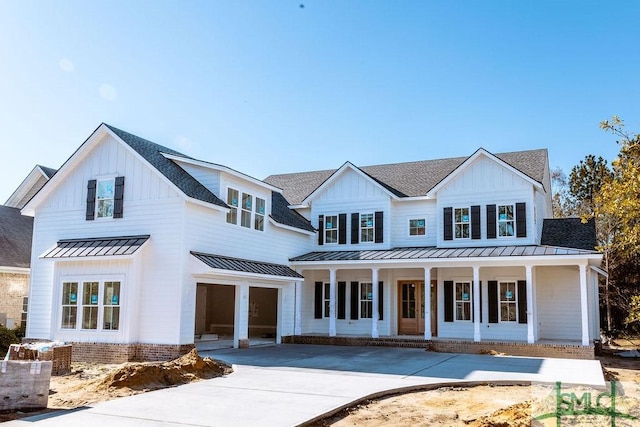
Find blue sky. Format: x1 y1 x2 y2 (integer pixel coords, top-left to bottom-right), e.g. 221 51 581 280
1 1 638 203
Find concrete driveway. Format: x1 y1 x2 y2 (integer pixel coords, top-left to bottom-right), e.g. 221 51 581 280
6 344 605 427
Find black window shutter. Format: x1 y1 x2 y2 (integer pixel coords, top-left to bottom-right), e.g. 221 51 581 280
113 176 125 218
314 282 323 319
443 207 453 241
487 204 497 239
350 282 359 320
471 205 481 239
479 281 483 322
378 281 384 320
516 202 527 238
338 214 347 244
488 281 498 323
518 280 527 324
351 213 359 244
337 282 346 319
318 215 324 245
444 281 453 322
374 211 384 243
86 179 97 220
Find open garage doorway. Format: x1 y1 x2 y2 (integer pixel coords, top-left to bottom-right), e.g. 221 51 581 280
195 284 235 350
249 287 278 346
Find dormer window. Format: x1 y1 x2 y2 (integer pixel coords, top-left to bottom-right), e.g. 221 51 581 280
226 187 265 232
226 188 239 224
454 207 470 239
241 194 253 228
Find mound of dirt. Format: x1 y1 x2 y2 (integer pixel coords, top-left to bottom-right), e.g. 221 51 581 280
468 400 531 427
96 349 233 391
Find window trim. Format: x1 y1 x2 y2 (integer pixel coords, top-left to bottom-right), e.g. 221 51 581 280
454 207 471 240
497 204 516 238
409 218 426 237
498 280 518 322
58 276 124 333
359 282 373 319
323 283 331 318
360 213 374 243
95 176 117 219
324 215 339 245
225 186 267 232
454 281 472 321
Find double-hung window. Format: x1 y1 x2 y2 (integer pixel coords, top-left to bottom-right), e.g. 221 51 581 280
455 282 472 321
323 283 331 317
499 281 517 322
454 208 470 239
325 215 338 244
498 205 515 237
254 197 265 231
241 194 253 228
226 188 239 224
360 282 373 318
360 213 374 242
61 280 122 331
97 179 115 218
409 219 426 236
21 297 28 326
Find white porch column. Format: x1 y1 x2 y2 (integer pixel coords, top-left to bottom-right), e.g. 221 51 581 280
233 283 250 348
424 267 432 340
473 265 481 342
294 280 302 335
372 268 379 338
579 264 589 345
329 268 337 337
525 265 534 344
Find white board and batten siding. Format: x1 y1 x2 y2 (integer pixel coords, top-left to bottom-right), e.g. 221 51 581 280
311 168 392 250
27 134 190 345
436 155 538 247
536 266 582 341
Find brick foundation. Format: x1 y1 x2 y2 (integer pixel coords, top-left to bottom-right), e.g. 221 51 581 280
24 339 195 363
282 335 595 360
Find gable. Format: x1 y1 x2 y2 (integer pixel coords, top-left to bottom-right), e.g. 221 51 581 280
311 166 393 203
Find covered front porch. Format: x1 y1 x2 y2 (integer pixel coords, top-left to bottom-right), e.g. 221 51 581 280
289 245 605 356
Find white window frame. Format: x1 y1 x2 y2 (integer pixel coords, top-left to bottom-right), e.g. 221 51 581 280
497 204 515 237
360 213 374 243
323 283 330 318
409 218 426 236
59 277 123 333
359 282 373 319
254 197 266 231
96 177 116 219
226 188 239 224
225 187 266 232
455 281 472 321
499 281 517 322
454 207 470 239
21 296 28 326
241 193 253 228
325 215 338 244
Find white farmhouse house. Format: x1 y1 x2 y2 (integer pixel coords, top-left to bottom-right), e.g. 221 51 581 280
23 124 604 362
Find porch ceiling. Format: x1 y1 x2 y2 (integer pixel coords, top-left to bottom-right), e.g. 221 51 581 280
290 245 599 263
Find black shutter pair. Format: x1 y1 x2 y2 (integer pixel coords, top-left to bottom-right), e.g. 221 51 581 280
443 207 480 240
487 203 527 238
351 212 384 244
86 177 125 220
314 282 347 319
317 214 347 245
488 280 527 324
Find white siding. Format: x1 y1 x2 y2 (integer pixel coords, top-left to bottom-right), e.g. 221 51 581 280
390 199 437 247
536 266 582 340
437 155 537 247
174 163 221 197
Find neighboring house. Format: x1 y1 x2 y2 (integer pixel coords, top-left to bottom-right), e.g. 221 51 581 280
22 123 604 362
1 165 55 329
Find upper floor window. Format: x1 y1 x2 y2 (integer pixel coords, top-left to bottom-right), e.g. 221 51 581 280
97 179 114 218
498 205 515 237
360 213 374 242
325 215 338 244
454 208 470 239
226 187 265 232
409 219 426 236
86 177 124 220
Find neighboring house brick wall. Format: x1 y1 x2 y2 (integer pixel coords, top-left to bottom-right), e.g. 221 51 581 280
0 272 29 328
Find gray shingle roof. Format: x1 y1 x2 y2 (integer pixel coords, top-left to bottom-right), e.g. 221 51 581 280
192 251 303 278
290 244 597 263
105 124 228 209
0 205 34 268
264 149 548 205
38 165 57 179
541 218 597 251
270 192 316 232
41 235 150 258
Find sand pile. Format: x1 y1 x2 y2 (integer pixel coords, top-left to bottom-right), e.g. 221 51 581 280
468 400 531 427
96 349 233 391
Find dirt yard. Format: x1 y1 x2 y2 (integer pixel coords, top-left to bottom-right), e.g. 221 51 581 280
1 342 638 426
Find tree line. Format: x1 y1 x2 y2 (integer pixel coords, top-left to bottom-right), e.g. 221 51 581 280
552 116 640 337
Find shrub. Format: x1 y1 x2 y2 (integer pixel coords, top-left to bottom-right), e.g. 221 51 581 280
0 324 20 358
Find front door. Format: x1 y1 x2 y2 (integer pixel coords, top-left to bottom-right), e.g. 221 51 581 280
398 280 437 336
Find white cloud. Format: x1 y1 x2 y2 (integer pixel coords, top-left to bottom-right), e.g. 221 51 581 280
175 135 194 152
99 84 117 101
59 58 75 72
